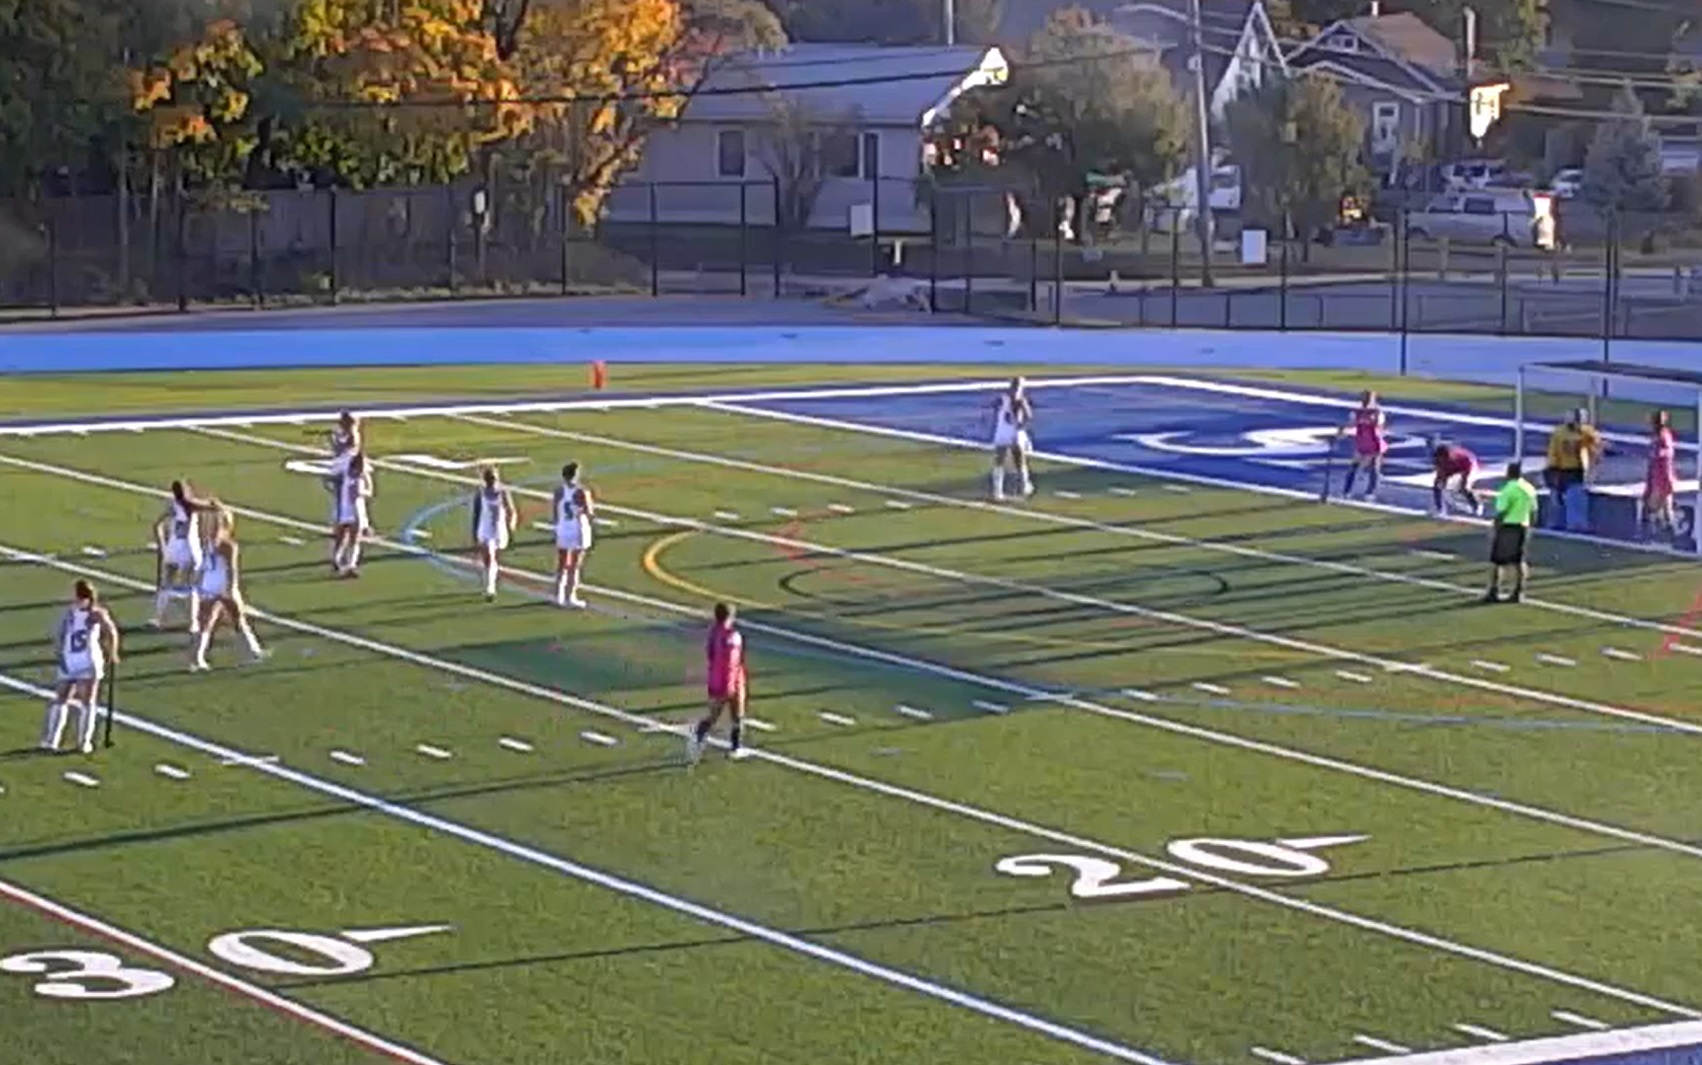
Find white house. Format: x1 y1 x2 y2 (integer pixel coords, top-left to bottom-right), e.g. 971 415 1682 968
608 44 1009 233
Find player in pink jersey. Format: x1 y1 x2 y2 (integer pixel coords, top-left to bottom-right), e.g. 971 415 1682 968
1643 410 1677 539
1337 391 1388 500
1430 442 1481 516
687 602 748 763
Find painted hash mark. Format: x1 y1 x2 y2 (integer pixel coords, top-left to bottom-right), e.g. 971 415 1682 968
1107 486 1139 497
63 771 100 788
153 764 191 781
1250 1047 1306 1065
278 535 306 546
742 718 777 732
713 510 741 521
1335 670 1374 684
1352 1036 1412 1055
1536 653 1577 667
1054 490 1083 500
1192 682 1231 696
1121 688 1160 702
1409 548 1457 561
1602 647 1643 662
1452 1023 1509 1043
1471 660 1510 674
498 737 534 753
415 744 453 760
828 503 856 514
770 506 799 517
971 699 1009 714
1551 1010 1609 1031
884 499 913 510
818 712 857 727
1669 643 1702 657
579 731 619 747
1262 676 1300 689
80 546 107 558
329 750 366 767
894 704 934 721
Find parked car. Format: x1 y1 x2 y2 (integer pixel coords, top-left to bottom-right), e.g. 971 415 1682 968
1404 189 1558 249
1549 167 1584 199
1441 159 1510 190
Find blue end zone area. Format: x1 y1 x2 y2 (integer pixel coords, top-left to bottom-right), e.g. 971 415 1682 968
733 375 1701 554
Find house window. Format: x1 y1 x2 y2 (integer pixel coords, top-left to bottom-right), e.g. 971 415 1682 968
862 132 880 179
1372 101 1401 153
819 131 861 178
716 129 745 178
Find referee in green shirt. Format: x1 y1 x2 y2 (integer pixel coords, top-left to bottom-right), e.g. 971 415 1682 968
1484 462 1538 603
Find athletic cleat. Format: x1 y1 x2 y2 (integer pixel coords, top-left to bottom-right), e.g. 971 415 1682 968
189 660 211 672
565 596 587 610
729 747 753 761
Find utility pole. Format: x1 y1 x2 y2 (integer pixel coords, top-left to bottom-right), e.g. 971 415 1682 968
1187 0 1215 287
944 0 955 44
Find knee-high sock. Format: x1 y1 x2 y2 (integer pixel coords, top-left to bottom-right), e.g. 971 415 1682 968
39 701 68 748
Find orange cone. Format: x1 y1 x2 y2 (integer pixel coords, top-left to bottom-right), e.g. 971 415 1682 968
590 360 608 390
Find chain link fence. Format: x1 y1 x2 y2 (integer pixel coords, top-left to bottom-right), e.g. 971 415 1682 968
5 180 1702 343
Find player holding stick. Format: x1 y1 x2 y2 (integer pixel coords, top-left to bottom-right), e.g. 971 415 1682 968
1431 441 1481 516
1643 410 1677 542
1336 391 1387 501
40 580 121 755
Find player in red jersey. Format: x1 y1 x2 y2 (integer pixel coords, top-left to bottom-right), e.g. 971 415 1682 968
1431 441 1482 516
1337 391 1388 500
1643 410 1677 540
687 602 748 764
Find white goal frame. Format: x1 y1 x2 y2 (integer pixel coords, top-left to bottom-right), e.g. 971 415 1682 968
1515 359 1702 557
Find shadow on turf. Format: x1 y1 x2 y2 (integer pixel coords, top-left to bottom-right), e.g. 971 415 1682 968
0 758 683 865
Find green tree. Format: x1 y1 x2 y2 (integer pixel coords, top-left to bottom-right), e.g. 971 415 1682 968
1225 72 1367 251
1582 82 1666 211
968 7 1188 230
0 0 126 194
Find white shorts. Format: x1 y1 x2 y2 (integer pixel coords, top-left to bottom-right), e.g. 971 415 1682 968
163 538 201 571
198 573 230 599
556 521 593 552
56 662 102 685
477 528 510 552
993 427 1031 452
335 499 368 529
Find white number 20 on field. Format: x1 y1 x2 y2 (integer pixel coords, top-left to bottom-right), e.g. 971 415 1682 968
1 922 450 1002
996 834 1366 900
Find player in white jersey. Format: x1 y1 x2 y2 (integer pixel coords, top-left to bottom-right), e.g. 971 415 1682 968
150 480 212 632
331 452 373 578
41 580 121 755
189 520 267 670
471 466 517 601
551 462 596 608
326 411 362 478
989 376 1035 500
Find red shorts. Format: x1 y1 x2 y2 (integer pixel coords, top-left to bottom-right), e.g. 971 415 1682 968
707 672 746 703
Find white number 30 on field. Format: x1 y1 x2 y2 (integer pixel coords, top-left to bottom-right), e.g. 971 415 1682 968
995 834 1366 899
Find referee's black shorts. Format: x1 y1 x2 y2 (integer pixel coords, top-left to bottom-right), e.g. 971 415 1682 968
1490 524 1529 566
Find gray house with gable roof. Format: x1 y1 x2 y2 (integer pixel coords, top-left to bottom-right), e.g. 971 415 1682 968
608 44 1009 233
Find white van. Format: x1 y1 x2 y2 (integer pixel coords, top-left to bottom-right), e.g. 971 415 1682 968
1404 189 1557 249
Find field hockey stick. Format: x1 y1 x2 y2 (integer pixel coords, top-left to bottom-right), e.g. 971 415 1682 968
1319 433 1339 503
102 640 118 749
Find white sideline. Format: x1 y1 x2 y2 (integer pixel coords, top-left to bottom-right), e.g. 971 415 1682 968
3 543 1695 1022
452 410 1702 643
0 668 1167 1065
13 445 1702 871
0 872 447 1065
1327 1019 1702 1065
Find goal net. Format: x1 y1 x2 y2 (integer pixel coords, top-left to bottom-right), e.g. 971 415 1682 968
1515 359 1702 554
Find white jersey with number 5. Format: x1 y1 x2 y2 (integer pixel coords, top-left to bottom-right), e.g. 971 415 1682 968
475 487 510 549
58 607 105 682
556 484 593 552
163 500 202 570
992 394 1031 450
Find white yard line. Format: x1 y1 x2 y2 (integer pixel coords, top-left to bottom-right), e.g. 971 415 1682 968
1353 1035 1413 1055
0 874 451 1065
0 674 1163 1065
217 425 1702 744
1334 1018 1702 1065
14 447 1702 878
3 557 1698 1022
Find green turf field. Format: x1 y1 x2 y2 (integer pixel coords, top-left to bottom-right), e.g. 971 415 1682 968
3 364 1702 1065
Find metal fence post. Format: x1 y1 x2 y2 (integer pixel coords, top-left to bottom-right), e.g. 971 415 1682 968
648 182 660 297
738 182 749 297
1052 202 1063 326
1028 221 1039 314
1398 209 1411 375
963 193 974 315
869 160 881 279
43 219 59 318
559 185 571 296
1601 211 1616 363
1169 215 1180 328
1497 237 1509 334
249 208 263 307
1389 208 1400 332
447 185 459 295
174 194 188 313
771 177 783 298
1278 224 1289 330
328 187 340 304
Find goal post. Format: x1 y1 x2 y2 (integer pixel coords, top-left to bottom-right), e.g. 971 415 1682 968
1515 359 1702 555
